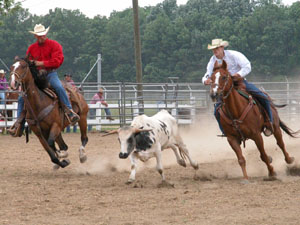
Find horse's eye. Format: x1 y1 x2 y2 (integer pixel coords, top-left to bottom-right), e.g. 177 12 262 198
222 76 227 81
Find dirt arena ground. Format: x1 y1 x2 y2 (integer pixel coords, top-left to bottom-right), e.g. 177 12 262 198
1 120 300 225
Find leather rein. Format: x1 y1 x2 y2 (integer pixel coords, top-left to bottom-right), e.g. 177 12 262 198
10 62 57 136
217 74 254 147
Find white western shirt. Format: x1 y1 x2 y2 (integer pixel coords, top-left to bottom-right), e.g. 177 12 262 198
202 50 251 84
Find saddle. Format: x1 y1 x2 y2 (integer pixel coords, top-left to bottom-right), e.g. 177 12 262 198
232 78 274 137
232 76 271 124
36 69 82 114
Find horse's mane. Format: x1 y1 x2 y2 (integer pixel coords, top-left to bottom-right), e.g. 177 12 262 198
19 57 49 90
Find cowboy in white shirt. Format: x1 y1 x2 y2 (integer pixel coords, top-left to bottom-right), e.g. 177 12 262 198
203 39 273 136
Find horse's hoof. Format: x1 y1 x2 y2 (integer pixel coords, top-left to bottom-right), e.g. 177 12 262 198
57 150 68 159
240 179 250 184
286 157 295 164
80 155 87 163
53 164 60 170
61 159 71 168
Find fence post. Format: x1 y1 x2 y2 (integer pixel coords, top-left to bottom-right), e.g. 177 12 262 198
285 76 290 121
174 83 179 123
164 83 168 110
96 102 102 131
121 82 126 126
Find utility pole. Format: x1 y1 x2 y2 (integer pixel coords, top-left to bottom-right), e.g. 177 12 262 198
132 0 144 114
97 54 102 88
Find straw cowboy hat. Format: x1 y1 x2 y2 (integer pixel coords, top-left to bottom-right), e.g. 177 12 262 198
207 39 229 50
29 24 50 36
98 88 104 93
0 69 5 74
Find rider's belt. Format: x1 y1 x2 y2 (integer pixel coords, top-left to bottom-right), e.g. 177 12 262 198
47 69 56 73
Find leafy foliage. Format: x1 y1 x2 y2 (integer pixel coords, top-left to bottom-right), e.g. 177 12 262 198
0 0 300 83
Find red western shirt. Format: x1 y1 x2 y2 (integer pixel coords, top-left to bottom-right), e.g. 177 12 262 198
26 38 64 71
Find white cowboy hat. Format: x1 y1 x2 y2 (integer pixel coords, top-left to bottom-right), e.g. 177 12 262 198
29 24 50 36
207 39 229 50
0 69 5 74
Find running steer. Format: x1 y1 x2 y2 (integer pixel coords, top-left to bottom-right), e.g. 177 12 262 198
104 110 198 183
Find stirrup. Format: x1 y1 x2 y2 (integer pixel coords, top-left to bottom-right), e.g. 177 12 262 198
67 110 80 125
263 122 273 137
7 123 23 137
263 127 272 137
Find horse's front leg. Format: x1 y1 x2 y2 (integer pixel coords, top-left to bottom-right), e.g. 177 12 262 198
55 133 69 159
31 125 70 168
48 123 70 169
227 136 249 181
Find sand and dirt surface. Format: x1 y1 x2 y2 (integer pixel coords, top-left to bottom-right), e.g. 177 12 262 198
1 120 300 225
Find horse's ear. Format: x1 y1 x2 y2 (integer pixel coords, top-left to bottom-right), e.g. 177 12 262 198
221 60 227 70
24 55 30 63
213 61 219 71
14 55 20 62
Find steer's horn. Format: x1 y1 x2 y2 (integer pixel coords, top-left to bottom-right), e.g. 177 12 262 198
134 128 152 134
102 129 119 137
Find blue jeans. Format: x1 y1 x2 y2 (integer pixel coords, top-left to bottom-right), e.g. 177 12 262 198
104 108 112 116
47 71 72 109
215 80 273 134
66 125 77 133
17 95 24 117
17 71 73 115
0 92 5 104
17 95 25 132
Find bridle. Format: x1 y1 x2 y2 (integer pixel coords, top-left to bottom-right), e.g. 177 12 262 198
218 73 233 100
10 60 29 91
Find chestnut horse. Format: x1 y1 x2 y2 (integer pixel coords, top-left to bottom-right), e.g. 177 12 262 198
9 58 89 168
210 60 299 182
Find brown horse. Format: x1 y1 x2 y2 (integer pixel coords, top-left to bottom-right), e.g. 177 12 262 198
9 58 89 168
210 60 299 182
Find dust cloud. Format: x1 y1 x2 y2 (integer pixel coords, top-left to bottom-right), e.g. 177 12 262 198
77 116 300 180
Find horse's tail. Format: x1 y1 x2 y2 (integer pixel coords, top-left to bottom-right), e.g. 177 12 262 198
279 119 300 138
272 103 287 108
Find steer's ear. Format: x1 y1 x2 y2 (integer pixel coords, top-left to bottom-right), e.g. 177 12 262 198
134 128 152 134
102 129 119 137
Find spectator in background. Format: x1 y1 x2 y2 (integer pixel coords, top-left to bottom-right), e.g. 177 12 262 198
88 88 114 132
0 69 8 105
64 73 76 88
64 73 77 133
91 88 113 120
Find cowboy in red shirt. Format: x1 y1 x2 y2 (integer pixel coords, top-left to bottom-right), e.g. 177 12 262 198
8 24 80 137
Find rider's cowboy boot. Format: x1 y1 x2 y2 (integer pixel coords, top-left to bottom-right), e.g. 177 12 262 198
7 110 26 137
67 109 80 125
263 121 273 137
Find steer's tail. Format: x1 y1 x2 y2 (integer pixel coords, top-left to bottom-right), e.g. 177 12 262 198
176 136 199 170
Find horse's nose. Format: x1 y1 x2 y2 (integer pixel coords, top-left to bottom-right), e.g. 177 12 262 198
119 152 128 159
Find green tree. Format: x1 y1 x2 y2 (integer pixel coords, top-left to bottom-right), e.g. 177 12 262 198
0 0 20 16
